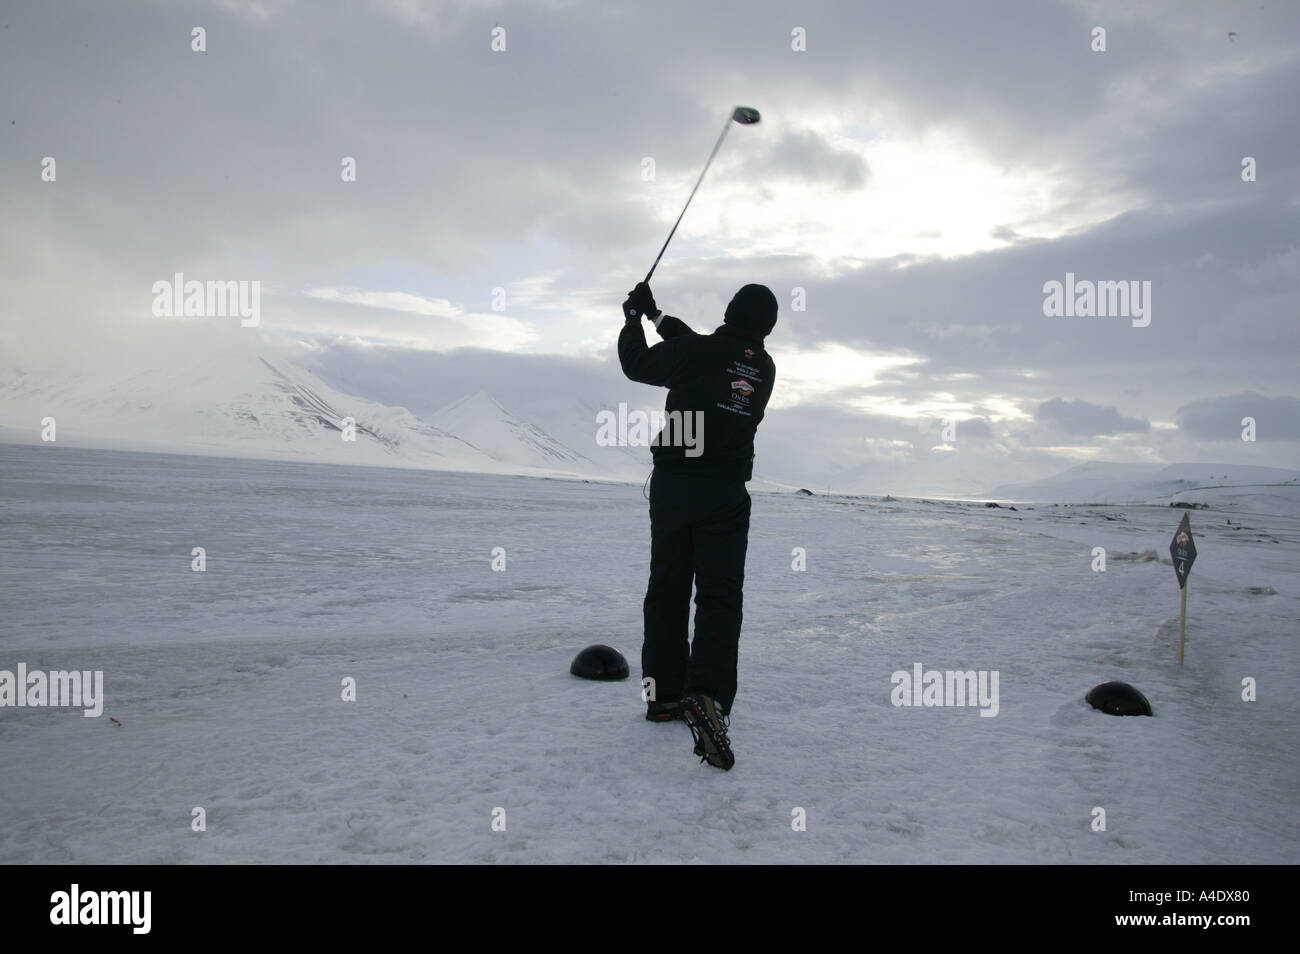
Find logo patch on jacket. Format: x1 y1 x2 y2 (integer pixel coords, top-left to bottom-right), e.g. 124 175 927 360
731 378 755 396
744 348 754 357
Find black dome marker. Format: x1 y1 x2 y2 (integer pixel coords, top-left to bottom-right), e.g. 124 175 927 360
570 644 629 681
1086 681 1153 716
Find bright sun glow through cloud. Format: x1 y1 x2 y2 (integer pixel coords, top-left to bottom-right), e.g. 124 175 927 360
658 115 1137 270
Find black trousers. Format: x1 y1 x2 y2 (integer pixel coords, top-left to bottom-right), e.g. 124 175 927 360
642 468 751 716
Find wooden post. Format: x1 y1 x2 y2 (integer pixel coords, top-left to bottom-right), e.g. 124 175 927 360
1178 581 1188 666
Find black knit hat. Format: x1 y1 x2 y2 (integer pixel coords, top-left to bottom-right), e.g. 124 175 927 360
723 284 778 338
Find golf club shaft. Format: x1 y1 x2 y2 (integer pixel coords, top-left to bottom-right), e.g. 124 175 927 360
644 112 737 283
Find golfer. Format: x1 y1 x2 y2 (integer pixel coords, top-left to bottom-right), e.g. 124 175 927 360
618 281 777 770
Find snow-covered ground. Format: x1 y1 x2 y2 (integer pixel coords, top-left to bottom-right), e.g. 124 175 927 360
985 460 1300 506
0 442 1296 863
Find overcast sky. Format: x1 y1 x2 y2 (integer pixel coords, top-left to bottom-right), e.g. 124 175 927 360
2 0 1298 494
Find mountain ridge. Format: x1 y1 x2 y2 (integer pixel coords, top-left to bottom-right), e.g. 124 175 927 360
0 351 631 481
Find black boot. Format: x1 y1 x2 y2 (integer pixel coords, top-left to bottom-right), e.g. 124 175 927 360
645 700 682 722
681 694 734 770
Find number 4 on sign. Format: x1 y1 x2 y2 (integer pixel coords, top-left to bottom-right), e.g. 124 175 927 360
1169 512 1197 665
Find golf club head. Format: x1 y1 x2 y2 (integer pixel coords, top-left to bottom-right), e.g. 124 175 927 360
732 106 761 124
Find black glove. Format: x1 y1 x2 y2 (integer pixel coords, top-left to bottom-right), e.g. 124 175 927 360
624 281 657 320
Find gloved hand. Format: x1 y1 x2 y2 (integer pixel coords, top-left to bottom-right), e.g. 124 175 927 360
622 283 658 320
629 282 657 318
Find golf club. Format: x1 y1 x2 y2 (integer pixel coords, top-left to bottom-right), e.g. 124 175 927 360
625 105 761 318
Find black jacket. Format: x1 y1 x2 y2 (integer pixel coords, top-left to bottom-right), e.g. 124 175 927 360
618 310 776 481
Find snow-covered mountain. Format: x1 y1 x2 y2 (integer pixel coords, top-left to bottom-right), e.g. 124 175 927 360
984 461 1300 504
250 357 495 468
429 390 662 482
0 350 632 481
430 391 592 469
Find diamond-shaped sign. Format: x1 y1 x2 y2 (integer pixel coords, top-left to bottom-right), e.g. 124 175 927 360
1169 511 1196 589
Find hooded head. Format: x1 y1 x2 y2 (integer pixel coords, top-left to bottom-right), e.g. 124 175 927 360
723 283 778 339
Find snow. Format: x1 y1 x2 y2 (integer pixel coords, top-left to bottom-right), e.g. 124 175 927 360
985 460 1300 505
0 442 1296 863
430 390 597 471
0 349 646 483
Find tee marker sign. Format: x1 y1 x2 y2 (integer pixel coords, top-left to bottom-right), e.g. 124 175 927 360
1169 511 1197 665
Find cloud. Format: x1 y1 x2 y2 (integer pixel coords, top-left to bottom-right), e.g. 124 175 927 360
953 417 994 439
297 287 538 350
1235 246 1300 288
752 130 871 190
3 0 1299 493
307 288 464 319
1176 392 1300 441
1037 398 1150 437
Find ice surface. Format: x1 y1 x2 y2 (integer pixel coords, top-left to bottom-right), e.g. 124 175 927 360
1 443 1296 863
